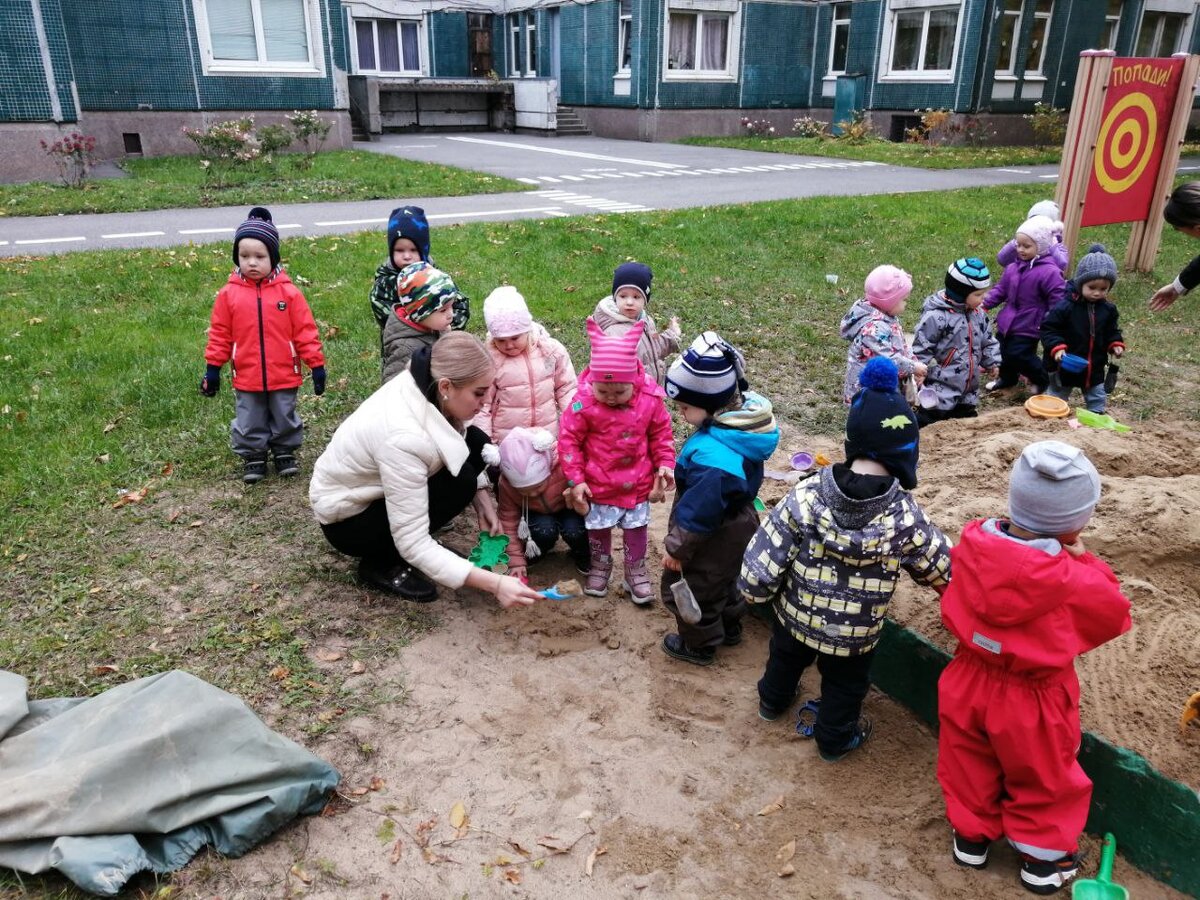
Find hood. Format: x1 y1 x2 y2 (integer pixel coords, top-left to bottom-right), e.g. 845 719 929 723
921 291 963 314
951 519 1071 627
488 320 549 350
839 298 880 340
595 295 645 326
707 422 780 462
227 267 291 288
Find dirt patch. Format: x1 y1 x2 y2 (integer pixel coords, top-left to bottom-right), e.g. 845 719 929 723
196 413 1190 897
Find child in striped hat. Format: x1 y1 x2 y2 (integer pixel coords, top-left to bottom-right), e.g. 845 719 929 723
659 332 780 666
911 258 1002 427
558 318 676 603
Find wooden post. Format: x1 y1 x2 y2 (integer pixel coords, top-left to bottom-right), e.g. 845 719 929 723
1128 53 1200 271
1057 51 1115 272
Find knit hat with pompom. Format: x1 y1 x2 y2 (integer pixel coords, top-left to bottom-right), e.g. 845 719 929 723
844 357 920 489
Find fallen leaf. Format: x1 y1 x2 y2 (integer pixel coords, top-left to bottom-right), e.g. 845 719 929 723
537 836 570 853
167 510 182 523
88 586 102 594
577 810 593 821
776 839 796 863
15 553 28 562
160 462 174 476
290 864 313 884
95 453 110 464
27 317 43 325
449 801 468 829
351 660 366 674
93 664 119 675
112 486 150 509
349 787 369 796
756 795 785 816
315 649 343 662
368 776 386 791
585 845 607 876
414 817 436 848
389 840 403 864
503 868 521 884
188 521 204 528
508 839 532 858
778 863 796 877
493 854 512 866
269 665 290 681
103 421 119 434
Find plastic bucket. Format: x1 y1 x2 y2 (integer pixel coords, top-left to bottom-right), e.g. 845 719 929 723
791 451 815 471
1060 352 1089 373
917 386 938 409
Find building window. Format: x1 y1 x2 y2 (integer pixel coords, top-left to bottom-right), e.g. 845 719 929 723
1104 0 1124 49
193 0 323 74
829 2 851 74
509 14 521 76
882 1 962 81
618 0 633 72
525 12 537 75
353 18 421 74
1136 4 1193 57
664 0 740 80
995 0 1022 75
1027 0 1053 75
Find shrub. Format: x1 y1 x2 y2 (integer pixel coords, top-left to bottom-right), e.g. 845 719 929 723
39 132 96 188
905 108 955 146
287 110 332 165
834 109 874 143
1024 102 1067 148
792 116 829 139
741 117 777 138
257 123 294 160
183 117 261 187
956 114 997 147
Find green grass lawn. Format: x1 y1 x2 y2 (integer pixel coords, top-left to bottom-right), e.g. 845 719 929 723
0 150 529 217
679 135 1065 168
3 181 1199 895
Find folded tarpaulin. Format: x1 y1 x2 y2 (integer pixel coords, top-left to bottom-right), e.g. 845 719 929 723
0 669 339 895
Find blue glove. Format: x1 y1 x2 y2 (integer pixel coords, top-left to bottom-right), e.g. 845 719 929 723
311 365 326 396
200 364 221 397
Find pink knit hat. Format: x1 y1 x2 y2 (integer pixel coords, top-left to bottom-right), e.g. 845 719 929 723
483 285 533 339
864 264 913 315
1017 215 1057 255
499 427 556 488
586 316 643 383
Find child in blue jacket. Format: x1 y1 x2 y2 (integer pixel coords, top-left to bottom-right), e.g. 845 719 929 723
660 332 780 666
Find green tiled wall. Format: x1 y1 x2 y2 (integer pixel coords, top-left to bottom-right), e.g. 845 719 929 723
0 0 77 122
61 0 340 112
431 12 469 78
738 2 816 108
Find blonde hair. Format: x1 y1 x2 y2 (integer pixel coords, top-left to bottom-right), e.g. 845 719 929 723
430 331 493 386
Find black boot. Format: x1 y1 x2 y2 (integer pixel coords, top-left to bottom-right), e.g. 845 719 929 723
243 455 268 484
357 558 437 602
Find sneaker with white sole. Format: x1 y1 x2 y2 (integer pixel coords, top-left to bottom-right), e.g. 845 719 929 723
1019 853 1079 895
952 833 990 869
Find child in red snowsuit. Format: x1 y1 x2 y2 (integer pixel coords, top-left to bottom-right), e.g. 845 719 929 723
937 440 1130 896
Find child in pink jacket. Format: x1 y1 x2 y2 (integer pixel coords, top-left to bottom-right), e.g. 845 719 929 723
472 286 577 446
560 318 675 604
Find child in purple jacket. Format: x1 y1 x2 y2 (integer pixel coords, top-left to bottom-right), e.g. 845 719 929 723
984 215 1067 394
997 200 1069 274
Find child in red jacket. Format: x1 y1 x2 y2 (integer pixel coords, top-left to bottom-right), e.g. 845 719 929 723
201 208 326 484
937 440 1131 896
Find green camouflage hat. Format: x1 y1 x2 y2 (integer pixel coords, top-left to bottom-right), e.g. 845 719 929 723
394 261 465 324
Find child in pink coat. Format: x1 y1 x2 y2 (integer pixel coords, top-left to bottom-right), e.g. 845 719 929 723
471 286 577 446
559 318 676 604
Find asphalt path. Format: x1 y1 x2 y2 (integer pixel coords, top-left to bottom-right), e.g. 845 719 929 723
4 133 1198 257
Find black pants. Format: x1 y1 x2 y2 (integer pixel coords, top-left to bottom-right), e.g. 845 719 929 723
916 403 978 429
996 334 1047 391
661 505 758 649
527 510 590 565
321 427 488 571
758 617 876 755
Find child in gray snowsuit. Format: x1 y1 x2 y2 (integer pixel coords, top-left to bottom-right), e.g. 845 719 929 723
911 258 1001 428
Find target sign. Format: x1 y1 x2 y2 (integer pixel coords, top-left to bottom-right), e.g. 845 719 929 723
1082 57 1185 226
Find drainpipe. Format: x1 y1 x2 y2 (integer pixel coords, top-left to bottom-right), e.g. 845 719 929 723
30 0 64 121
808 3 818 108
181 0 203 109
1051 0 1075 108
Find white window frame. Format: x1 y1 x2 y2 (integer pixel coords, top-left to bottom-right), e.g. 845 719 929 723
618 0 633 74
1135 1 1196 57
509 13 521 76
879 0 964 84
192 0 325 76
827 2 852 76
525 11 537 76
662 0 741 83
994 0 1023 76
1027 0 1054 76
1104 0 1123 50
350 17 424 76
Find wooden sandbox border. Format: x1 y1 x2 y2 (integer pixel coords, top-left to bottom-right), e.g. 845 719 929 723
871 619 1199 897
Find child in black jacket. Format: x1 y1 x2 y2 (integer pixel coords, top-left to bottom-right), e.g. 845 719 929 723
1041 244 1125 414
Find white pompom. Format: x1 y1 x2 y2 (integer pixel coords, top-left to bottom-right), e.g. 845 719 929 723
531 429 556 452
517 517 530 540
525 537 542 561
481 443 501 466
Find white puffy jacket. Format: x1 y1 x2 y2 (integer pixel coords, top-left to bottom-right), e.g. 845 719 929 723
309 370 476 588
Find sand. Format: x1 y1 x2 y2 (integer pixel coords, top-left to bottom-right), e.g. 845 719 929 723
197 408 1195 898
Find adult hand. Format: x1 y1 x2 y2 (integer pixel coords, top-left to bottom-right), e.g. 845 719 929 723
472 490 500 535
1149 284 1179 311
311 365 326 395
496 574 541 608
661 553 681 572
199 364 221 397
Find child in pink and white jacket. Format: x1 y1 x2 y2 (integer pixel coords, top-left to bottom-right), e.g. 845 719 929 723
839 264 927 403
471 286 577 447
559 318 676 604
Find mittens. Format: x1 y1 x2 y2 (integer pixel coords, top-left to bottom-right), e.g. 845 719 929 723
311 365 326 396
200 364 221 397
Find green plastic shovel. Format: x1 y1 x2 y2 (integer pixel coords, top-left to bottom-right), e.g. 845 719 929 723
1072 833 1128 900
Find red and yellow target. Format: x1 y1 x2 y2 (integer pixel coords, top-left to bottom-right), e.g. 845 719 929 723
1083 58 1185 226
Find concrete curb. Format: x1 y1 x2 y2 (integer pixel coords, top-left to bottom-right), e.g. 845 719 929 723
871 619 1199 897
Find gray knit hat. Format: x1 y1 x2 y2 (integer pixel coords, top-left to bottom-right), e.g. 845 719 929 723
664 331 747 412
1009 441 1101 536
1074 242 1118 288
